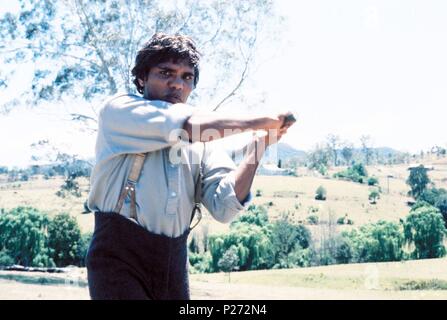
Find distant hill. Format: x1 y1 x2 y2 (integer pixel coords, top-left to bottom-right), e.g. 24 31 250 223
262 143 307 164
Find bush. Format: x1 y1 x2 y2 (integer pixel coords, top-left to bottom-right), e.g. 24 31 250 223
230 205 269 228
368 176 379 186
315 186 327 201
334 162 368 184
189 251 213 274
307 215 319 225
404 205 446 259
255 189 262 197
337 215 354 225
0 249 14 266
369 190 380 204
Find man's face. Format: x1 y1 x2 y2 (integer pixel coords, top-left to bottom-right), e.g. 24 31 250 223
138 59 195 104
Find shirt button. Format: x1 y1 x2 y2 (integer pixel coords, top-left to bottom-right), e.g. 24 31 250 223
171 191 177 197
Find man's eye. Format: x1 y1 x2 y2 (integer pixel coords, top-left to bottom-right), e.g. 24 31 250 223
184 75 193 81
160 70 171 76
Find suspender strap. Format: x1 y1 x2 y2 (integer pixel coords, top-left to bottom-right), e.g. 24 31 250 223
114 153 146 220
113 144 205 230
189 142 206 231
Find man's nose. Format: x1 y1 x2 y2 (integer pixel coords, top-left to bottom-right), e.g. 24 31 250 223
168 76 183 91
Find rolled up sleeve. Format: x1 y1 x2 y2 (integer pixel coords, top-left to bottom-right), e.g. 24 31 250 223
100 94 195 156
201 144 252 223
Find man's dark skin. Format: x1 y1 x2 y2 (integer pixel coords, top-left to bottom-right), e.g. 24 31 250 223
137 59 296 203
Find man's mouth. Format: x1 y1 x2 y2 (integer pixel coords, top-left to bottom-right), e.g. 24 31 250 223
165 94 182 103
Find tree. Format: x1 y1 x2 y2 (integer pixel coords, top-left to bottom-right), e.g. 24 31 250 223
326 134 340 166
217 245 239 282
406 165 431 199
368 190 380 204
404 205 446 259
345 221 404 263
360 135 373 165
47 213 84 267
307 144 331 175
0 207 54 267
269 212 311 268
341 143 354 166
0 0 283 114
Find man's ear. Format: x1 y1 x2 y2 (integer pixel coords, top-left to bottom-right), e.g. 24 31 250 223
137 78 145 87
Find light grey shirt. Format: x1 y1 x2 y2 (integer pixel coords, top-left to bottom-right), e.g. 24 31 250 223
88 93 251 237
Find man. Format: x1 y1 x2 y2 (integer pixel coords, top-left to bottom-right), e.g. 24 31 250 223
86 33 295 300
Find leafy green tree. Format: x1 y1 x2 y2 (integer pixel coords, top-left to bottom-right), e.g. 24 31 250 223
0 207 54 267
47 213 83 267
406 165 431 199
218 245 240 282
209 222 273 271
307 144 331 175
404 205 446 259
345 221 404 263
269 212 311 268
369 190 380 204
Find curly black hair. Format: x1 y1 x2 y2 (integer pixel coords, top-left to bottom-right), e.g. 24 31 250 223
131 33 201 94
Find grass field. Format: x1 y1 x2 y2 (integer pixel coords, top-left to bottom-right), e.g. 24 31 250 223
0 258 445 299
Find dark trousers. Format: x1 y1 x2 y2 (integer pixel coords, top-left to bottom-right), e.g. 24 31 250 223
86 212 190 300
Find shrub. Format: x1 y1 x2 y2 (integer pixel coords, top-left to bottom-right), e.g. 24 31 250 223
369 190 380 204
337 215 353 225
230 205 269 228
333 162 368 184
307 215 319 225
315 186 327 201
0 249 14 267
368 176 379 186
189 251 213 274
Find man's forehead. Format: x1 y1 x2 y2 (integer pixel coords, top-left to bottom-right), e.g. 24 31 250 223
155 60 194 73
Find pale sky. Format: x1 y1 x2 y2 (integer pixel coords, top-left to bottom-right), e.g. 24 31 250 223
1 0 447 168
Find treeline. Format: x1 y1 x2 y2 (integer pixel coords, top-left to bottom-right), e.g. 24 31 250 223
283 134 447 174
0 207 91 268
188 202 447 274
0 158 92 183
